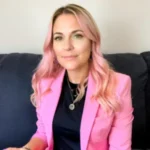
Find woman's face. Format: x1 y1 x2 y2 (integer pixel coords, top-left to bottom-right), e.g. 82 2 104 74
52 14 91 71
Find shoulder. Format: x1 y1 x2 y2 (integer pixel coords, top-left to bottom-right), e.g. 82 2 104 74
40 77 54 87
113 72 132 97
113 72 133 119
38 70 65 95
39 69 65 91
38 77 54 94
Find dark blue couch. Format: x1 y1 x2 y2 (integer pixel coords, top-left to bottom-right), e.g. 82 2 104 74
0 52 149 150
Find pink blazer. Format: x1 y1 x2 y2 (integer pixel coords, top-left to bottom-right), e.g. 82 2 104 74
32 70 134 150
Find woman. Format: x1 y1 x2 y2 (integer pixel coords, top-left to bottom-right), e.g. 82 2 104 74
7 3 134 150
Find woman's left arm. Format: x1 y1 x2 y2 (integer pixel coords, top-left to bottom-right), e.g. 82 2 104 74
109 75 134 150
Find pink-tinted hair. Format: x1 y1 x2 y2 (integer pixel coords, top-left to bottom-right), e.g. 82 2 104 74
31 4 119 113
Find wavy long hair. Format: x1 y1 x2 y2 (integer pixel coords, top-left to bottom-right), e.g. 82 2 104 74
31 4 120 113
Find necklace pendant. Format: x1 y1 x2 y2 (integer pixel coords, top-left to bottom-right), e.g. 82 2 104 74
69 103 75 110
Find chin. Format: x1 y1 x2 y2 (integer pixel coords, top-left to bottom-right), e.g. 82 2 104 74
62 64 79 71
65 67 79 71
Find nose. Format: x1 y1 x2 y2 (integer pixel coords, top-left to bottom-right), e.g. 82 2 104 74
63 38 73 51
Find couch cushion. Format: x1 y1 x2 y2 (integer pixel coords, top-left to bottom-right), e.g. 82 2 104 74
0 53 41 149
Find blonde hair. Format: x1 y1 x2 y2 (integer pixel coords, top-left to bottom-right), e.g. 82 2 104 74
31 4 119 113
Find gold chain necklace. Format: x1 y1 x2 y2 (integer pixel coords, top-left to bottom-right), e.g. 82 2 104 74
67 77 78 110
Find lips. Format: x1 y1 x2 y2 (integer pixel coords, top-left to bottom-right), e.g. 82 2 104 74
62 55 77 60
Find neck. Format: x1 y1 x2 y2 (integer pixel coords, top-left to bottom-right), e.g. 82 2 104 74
67 64 89 84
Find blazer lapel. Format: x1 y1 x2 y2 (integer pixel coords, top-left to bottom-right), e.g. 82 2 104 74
42 69 66 145
80 72 99 150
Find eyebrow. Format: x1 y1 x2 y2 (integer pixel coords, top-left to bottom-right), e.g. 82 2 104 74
53 29 83 35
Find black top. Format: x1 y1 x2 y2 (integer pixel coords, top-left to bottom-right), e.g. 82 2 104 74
52 74 86 150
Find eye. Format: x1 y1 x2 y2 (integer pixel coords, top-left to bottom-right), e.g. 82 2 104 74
73 34 83 39
54 36 63 41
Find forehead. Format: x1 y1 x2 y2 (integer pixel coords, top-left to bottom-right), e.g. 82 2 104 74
53 14 82 33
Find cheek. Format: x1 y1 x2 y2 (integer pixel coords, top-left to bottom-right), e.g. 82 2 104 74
76 45 91 60
53 45 63 57
74 39 91 54
79 51 90 61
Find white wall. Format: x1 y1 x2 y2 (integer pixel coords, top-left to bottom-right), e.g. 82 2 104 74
0 0 150 54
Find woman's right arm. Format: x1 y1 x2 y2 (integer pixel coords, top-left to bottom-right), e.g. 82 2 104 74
22 137 47 150
22 99 48 150
6 137 47 150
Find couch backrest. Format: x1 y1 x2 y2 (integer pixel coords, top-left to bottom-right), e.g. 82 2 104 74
0 52 149 149
141 51 150 148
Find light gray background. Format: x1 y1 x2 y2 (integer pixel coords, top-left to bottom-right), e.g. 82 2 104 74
0 0 150 54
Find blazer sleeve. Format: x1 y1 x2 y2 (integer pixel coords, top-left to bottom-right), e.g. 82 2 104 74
109 75 134 150
31 103 47 143
31 82 47 144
